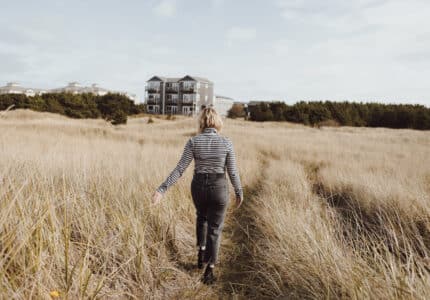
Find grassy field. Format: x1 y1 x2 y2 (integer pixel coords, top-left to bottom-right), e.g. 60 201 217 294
1 109 429 299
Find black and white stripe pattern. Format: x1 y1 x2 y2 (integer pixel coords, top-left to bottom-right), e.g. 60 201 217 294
157 127 243 199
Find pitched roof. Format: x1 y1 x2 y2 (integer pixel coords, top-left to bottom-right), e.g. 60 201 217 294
50 82 112 93
147 75 213 83
0 82 35 92
179 75 212 83
165 77 181 82
147 76 166 82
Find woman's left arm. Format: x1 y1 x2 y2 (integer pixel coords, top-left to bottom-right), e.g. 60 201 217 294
155 138 194 196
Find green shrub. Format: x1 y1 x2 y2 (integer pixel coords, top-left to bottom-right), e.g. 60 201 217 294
249 103 274 121
227 103 246 119
109 110 127 125
0 92 145 124
247 101 430 130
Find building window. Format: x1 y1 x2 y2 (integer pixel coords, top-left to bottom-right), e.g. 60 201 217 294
147 81 160 90
183 94 195 103
205 83 208 88
166 82 179 91
167 94 178 104
182 106 190 114
182 81 195 89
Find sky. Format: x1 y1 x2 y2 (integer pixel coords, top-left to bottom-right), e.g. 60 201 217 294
0 0 429 105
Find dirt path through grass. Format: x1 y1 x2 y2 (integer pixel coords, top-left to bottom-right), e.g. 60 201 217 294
157 150 271 299
217 151 271 298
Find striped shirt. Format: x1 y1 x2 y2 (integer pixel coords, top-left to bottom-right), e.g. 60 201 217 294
157 127 243 199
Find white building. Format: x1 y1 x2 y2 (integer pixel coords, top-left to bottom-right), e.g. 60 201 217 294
50 82 137 101
0 82 46 97
85 83 110 96
213 95 234 117
50 82 85 94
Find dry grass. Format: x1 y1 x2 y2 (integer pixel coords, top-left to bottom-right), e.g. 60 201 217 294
0 109 429 299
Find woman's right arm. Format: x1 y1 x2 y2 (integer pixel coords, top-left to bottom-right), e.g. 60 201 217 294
152 138 194 205
157 138 194 194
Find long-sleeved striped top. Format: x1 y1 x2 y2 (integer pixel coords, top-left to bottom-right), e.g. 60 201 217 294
157 127 243 200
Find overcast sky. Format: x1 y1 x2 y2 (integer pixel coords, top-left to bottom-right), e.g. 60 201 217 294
1 0 429 105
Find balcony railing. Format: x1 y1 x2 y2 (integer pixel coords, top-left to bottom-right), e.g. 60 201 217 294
182 97 194 104
146 98 160 104
147 105 160 114
146 86 160 93
181 85 196 93
166 85 179 93
166 99 178 105
165 106 178 113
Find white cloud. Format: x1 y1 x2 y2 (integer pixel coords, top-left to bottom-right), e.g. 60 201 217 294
153 0 176 17
266 0 430 103
1 1 429 104
226 27 256 45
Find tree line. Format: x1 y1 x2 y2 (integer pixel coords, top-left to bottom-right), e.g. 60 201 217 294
228 101 430 130
0 93 145 124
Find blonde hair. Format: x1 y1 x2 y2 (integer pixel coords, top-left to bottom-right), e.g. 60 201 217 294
198 107 223 133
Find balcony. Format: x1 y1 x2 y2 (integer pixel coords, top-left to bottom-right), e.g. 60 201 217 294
165 106 178 114
181 84 196 93
166 99 178 105
182 94 197 104
146 97 160 104
165 85 179 93
182 99 194 104
147 105 160 114
145 86 160 93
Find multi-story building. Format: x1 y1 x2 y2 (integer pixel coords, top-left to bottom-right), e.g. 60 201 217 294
50 82 137 101
0 82 46 97
50 82 87 94
145 75 214 116
0 82 137 101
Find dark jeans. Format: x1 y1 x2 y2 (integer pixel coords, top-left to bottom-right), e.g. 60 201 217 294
191 173 229 265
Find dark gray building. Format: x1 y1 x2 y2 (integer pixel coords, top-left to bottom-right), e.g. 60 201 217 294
145 75 214 116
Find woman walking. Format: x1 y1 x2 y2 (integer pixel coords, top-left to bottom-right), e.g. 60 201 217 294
152 107 243 284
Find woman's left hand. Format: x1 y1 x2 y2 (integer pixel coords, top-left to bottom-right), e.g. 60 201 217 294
151 191 163 205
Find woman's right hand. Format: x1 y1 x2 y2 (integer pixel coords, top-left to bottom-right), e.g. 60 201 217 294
235 196 243 208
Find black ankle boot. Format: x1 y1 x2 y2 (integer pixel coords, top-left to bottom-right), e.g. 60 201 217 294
202 265 216 285
197 248 206 269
